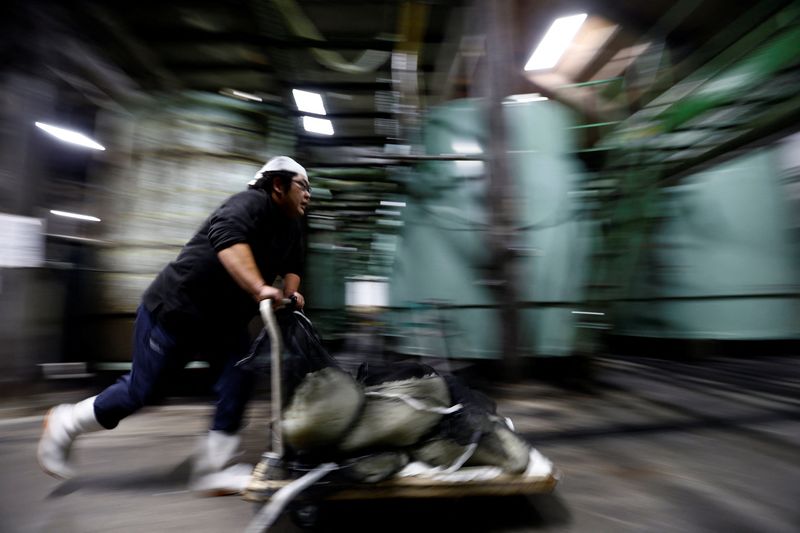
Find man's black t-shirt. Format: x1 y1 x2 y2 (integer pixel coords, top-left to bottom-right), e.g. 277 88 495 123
143 188 303 340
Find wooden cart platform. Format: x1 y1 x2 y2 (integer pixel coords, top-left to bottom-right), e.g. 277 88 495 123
243 462 559 502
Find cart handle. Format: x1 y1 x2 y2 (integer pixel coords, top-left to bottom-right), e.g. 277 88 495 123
259 298 288 458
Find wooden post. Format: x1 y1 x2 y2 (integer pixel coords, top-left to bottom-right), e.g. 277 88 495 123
484 0 524 378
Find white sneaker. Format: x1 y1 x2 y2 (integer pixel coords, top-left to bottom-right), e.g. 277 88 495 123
37 396 103 479
38 404 77 479
189 463 254 496
189 430 252 495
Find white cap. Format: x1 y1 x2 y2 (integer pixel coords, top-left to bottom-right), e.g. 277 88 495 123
251 156 307 185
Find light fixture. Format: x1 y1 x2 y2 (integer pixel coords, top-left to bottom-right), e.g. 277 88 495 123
35 122 105 151
506 93 549 103
293 89 327 115
524 14 588 71
232 90 262 102
451 139 484 176
302 116 334 135
49 209 101 222
451 140 483 154
219 88 263 102
380 200 406 207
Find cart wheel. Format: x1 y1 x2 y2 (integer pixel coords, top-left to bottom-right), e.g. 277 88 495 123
290 503 320 530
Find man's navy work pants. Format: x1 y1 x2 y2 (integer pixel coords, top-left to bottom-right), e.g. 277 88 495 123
93 305 255 434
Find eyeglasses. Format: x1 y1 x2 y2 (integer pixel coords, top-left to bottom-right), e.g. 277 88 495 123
292 179 312 194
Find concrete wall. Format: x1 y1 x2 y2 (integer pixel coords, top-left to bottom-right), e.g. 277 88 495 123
84 94 295 361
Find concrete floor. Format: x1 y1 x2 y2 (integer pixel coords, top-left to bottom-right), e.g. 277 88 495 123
0 355 798 532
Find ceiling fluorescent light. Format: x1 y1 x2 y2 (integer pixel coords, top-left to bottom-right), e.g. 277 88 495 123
524 14 587 71
35 122 105 151
507 93 549 103
451 140 483 154
302 116 334 135
220 88 282 103
50 209 101 222
231 89 262 102
293 89 327 115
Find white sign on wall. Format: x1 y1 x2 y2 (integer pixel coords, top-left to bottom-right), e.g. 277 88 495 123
0 213 44 267
345 276 389 308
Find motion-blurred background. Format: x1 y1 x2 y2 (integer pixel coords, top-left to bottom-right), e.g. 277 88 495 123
2 0 799 386
1 2 799 530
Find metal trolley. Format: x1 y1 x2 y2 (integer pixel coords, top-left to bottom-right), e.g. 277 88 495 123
243 299 559 531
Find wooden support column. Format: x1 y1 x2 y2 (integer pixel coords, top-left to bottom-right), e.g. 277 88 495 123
484 0 523 378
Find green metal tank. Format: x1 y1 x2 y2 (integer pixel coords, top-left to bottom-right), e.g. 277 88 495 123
389 97 592 358
618 148 800 340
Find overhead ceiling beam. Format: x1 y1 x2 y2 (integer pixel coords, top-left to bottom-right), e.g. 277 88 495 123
162 59 434 75
619 0 790 117
32 10 147 108
288 110 394 119
298 135 387 146
658 91 800 187
78 3 182 90
284 81 393 92
166 62 275 73
180 72 281 88
135 29 445 51
574 24 630 82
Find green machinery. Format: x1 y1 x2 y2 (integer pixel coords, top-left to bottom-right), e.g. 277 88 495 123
383 0 800 358
590 1 800 342
299 0 800 358
388 98 593 359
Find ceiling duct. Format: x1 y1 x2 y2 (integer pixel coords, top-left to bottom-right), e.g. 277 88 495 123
271 0 391 74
